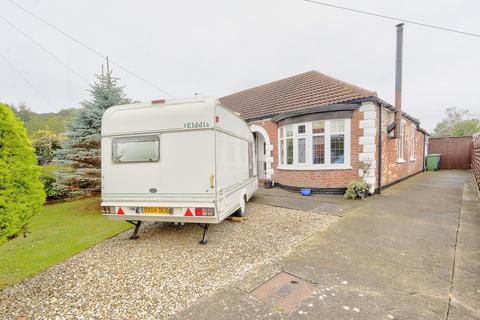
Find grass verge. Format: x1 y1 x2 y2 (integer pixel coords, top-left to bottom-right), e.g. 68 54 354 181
0 197 131 289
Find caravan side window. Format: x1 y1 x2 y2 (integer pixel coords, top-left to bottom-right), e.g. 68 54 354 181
112 136 160 163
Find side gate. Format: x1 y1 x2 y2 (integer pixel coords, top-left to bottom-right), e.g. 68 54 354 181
428 136 473 170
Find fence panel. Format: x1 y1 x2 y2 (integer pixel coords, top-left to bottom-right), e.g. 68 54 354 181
473 134 480 189
428 136 473 170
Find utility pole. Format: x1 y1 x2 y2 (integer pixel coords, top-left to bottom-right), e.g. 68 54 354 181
106 56 110 74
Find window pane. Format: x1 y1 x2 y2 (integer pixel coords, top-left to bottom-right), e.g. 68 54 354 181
279 128 284 138
330 134 345 164
113 136 159 163
312 136 325 164
297 125 306 134
286 126 293 137
287 138 293 164
330 119 345 133
298 138 306 163
312 121 325 134
280 139 285 164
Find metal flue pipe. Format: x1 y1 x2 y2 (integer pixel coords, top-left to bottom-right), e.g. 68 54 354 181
394 23 404 139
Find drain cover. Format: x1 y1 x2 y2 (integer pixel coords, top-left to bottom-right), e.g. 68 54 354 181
250 272 315 313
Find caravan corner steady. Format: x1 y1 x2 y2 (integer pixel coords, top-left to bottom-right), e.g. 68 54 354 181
100 97 258 244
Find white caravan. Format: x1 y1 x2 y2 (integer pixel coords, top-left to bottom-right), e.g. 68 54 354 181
101 97 258 243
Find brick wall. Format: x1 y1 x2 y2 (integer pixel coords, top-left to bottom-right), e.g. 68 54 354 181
473 133 480 190
256 111 362 189
379 108 425 186
251 105 425 190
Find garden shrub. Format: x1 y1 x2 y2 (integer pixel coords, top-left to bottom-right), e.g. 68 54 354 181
31 129 62 164
344 180 370 200
39 164 71 200
0 104 45 244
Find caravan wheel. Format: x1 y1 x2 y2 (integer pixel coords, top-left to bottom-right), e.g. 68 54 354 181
234 195 247 217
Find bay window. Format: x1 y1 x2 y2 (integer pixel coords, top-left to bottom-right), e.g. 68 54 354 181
278 119 351 169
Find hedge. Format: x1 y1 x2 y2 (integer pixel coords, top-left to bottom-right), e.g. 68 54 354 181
0 103 45 244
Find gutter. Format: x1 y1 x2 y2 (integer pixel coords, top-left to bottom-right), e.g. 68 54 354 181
417 126 430 136
350 97 420 125
271 103 359 123
243 102 363 123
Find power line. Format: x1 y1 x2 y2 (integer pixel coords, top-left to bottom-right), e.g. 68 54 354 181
304 0 480 39
0 15 89 84
6 0 174 97
0 53 53 107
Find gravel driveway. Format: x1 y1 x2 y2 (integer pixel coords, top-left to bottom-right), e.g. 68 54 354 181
0 203 337 320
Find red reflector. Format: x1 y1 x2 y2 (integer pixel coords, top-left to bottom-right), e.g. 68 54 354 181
184 208 193 216
195 208 203 216
152 99 165 104
215 116 220 123
117 207 125 215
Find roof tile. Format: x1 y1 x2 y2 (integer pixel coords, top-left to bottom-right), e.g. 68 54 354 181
220 70 376 120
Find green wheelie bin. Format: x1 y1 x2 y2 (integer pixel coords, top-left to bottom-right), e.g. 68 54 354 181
426 154 441 171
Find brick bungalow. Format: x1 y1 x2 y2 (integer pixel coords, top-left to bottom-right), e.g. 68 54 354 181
220 70 429 194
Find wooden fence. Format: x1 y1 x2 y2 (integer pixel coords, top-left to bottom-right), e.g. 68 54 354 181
473 134 480 189
428 136 473 170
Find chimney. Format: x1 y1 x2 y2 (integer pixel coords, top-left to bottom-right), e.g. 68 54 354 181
394 23 404 139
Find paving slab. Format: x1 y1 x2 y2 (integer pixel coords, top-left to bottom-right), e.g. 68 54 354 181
173 286 283 320
177 171 480 319
252 187 352 216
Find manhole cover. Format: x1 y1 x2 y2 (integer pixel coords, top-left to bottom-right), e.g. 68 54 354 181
250 272 315 313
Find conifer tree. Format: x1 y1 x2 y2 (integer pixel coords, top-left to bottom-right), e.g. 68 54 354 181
56 68 130 195
0 103 45 243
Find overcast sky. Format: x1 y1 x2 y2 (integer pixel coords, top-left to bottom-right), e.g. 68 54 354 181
1 0 479 130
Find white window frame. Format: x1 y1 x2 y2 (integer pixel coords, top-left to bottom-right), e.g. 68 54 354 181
397 121 405 163
112 135 160 163
279 127 285 165
296 124 307 165
278 119 351 170
410 127 416 161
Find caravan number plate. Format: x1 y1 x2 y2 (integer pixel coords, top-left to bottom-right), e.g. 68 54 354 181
144 207 170 214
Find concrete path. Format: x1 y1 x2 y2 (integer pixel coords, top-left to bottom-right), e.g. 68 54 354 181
448 177 480 319
252 187 353 217
176 171 480 320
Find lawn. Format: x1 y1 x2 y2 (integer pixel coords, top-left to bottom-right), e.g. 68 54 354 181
0 197 131 289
